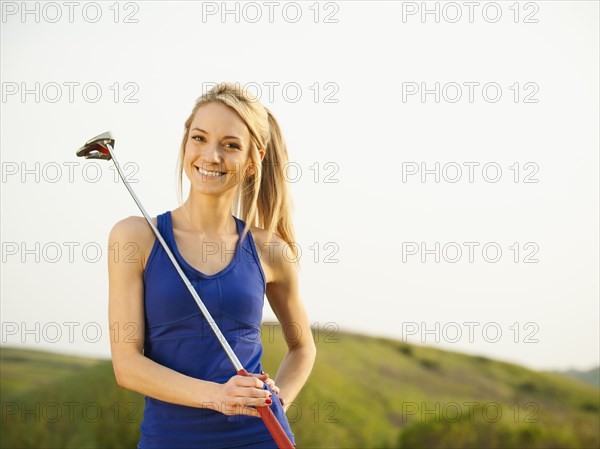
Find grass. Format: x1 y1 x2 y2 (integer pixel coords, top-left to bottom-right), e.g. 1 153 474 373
1 326 599 448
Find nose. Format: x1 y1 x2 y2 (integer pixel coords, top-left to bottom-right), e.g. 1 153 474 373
201 142 222 165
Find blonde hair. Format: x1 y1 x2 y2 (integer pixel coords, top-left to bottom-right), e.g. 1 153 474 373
176 82 299 266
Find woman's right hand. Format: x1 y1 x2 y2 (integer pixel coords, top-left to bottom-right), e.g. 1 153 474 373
213 374 273 417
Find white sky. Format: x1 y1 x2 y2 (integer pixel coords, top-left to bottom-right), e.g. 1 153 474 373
1 1 598 371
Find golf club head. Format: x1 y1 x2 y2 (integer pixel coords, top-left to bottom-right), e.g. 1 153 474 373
76 131 115 160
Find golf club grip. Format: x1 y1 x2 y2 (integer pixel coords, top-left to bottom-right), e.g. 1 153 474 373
237 369 295 449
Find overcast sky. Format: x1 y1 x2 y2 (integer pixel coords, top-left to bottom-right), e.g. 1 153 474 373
1 1 598 371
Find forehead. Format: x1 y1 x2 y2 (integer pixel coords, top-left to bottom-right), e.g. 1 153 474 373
192 102 249 140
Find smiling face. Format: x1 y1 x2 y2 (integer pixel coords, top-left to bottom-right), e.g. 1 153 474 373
183 101 254 193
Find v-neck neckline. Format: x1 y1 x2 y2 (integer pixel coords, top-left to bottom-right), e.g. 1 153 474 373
166 210 242 279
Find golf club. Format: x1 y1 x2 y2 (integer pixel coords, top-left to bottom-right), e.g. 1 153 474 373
76 131 294 449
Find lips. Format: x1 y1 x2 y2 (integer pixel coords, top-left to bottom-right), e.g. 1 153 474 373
194 166 226 176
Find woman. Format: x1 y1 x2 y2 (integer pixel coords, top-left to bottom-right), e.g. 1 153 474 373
107 83 316 449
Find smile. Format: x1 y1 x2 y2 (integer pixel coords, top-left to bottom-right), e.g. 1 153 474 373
195 166 226 177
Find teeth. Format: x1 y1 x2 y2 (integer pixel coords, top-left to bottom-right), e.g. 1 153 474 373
196 167 224 177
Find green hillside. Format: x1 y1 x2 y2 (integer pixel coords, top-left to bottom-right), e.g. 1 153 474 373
1 326 599 448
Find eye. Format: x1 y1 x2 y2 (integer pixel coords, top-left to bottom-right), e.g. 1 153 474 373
192 135 239 149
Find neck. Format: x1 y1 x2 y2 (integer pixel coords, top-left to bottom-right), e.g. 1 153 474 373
178 190 237 236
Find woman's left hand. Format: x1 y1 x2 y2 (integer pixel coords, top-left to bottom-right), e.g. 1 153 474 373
250 371 280 395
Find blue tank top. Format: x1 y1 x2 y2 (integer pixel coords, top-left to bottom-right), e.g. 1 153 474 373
138 210 296 449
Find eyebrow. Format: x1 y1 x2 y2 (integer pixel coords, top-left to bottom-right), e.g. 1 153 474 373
191 127 241 140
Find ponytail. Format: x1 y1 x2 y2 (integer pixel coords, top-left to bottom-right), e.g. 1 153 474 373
252 109 299 266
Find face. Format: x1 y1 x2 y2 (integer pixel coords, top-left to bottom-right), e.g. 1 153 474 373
183 102 260 193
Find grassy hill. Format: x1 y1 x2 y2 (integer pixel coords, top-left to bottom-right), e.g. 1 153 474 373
1 326 599 449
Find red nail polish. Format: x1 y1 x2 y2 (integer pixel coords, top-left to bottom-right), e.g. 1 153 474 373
265 399 272 404
268 393 272 398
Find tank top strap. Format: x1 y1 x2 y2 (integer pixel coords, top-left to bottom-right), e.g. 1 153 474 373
156 210 172 243
232 214 246 246
234 215 267 294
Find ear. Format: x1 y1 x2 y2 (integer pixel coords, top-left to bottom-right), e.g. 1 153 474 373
245 160 255 176
247 148 265 175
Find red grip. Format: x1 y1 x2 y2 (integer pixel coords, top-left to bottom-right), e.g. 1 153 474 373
237 369 295 449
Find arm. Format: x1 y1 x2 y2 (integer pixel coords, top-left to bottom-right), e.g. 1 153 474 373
108 217 271 416
264 235 317 411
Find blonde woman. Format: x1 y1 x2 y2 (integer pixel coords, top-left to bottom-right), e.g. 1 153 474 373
108 83 316 448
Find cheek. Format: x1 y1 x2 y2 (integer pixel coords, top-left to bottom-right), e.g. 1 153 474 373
182 150 194 175
226 155 245 170
183 145 195 164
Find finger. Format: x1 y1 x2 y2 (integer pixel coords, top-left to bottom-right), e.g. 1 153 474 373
237 375 264 389
241 394 273 407
233 385 271 400
238 406 261 418
264 379 279 393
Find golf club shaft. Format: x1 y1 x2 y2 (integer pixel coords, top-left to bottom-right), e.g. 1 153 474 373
105 143 294 449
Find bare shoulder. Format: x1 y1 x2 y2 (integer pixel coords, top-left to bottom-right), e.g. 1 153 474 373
109 215 156 242
108 215 157 269
248 224 296 285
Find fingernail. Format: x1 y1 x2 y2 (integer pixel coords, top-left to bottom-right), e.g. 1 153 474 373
268 393 272 398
